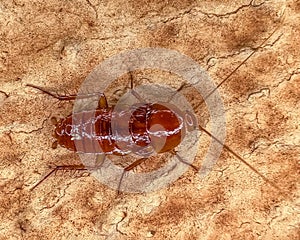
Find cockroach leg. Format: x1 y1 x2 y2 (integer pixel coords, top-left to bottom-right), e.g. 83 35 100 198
171 150 198 172
128 71 146 103
166 83 189 103
30 164 91 191
26 84 78 101
51 141 58 149
117 157 148 195
30 168 57 191
124 157 149 172
26 84 102 101
30 155 107 191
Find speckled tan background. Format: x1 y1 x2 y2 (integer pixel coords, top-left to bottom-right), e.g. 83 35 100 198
0 0 299 239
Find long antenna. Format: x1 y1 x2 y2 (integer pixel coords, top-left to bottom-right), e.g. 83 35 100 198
198 125 284 193
196 25 282 108
192 17 286 193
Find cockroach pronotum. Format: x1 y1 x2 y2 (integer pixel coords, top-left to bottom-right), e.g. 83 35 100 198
27 27 285 195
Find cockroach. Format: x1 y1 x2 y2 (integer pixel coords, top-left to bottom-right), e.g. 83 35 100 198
27 78 197 191
27 27 285 195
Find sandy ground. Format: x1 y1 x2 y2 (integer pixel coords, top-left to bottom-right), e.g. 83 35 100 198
0 0 299 239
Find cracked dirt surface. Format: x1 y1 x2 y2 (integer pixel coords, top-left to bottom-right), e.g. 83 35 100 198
0 0 299 239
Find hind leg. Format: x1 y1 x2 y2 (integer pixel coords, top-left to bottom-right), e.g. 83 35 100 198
30 154 106 191
117 157 149 194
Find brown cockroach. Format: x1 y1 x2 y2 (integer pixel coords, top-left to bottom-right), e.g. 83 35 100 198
27 77 197 191
27 27 284 194
31 90 185 156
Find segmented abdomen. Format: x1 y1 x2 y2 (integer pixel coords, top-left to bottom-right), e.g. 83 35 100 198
53 103 183 155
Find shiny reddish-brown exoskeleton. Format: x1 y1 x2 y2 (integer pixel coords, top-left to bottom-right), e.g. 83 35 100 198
53 100 186 156
26 83 194 191
26 82 191 158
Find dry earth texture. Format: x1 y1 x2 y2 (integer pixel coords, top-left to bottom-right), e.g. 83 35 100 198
0 0 299 239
